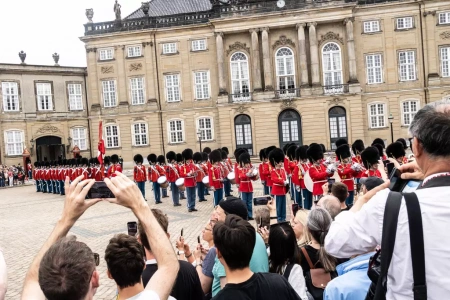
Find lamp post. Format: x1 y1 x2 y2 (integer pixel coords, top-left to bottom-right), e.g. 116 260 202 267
197 131 202 153
388 113 394 143
67 137 72 154
30 138 35 156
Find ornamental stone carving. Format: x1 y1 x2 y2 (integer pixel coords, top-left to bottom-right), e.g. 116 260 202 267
86 48 97 53
318 32 344 45
37 125 60 134
101 66 114 74
236 105 248 114
272 35 296 50
226 42 250 56
328 98 345 106
129 63 143 71
440 31 450 39
280 98 296 110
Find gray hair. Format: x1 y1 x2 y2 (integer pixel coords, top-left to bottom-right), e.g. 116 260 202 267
319 196 341 220
409 99 450 158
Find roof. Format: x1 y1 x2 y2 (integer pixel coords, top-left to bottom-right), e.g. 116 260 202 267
125 0 213 19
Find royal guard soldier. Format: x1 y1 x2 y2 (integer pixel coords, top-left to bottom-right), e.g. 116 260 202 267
283 143 292 176
386 142 406 167
176 153 186 200
148 154 162 204
221 147 233 196
193 152 207 202
133 154 147 200
334 138 348 161
209 149 224 207
372 138 387 161
27 160 32 180
238 152 255 220
361 146 382 178
51 161 58 194
33 162 40 192
166 151 181 206
395 138 409 164
181 149 197 212
103 156 110 178
60 160 68 196
203 147 211 154
293 146 312 209
157 155 169 199
201 152 210 196
233 148 247 194
44 162 51 193
336 144 362 206
107 154 122 178
352 139 365 192
259 148 269 195
70 159 77 182
80 158 90 181
307 143 336 200
287 145 298 202
264 146 277 196
269 148 288 222
93 158 104 181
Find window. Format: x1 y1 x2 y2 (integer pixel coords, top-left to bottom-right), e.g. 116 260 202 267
168 120 184 143
36 82 53 111
396 17 413 30
194 71 210 100
5 130 23 156
440 47 450 77
72 127 87 150
163 43 177 54
322 43 343 93
68 83 83 110
192 39 207 51
102 80 117 107
402 100 419 126
132 123 148 146
230 52 250 101
198 117 213 141
369 103 386 128
398 51 416 81
165 74 181 102
363 21 380 33
275 48 296 96
1 82 19 111
99 48 114 60
127 46 142 57
130 77 145 105
439 12 450 25
105 125 120 148
366 54 383 84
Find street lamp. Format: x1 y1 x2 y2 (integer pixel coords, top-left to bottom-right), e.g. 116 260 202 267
67 137 73 154
388 113 394 143
30 138 35 156
197 131 203 153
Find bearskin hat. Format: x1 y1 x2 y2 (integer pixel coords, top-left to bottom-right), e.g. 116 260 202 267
166 151 176 162
209 149 222 163
306 143 324 162
203 147 211 154
176 153 183 163
320 144 326 153
352 139 365 155
234 148 247 163
88 158 94 166
34 162 39 167
361 146 380 169
93 158 99 165
219 150 227 160
221 147 229 155
147 154 157 164
157 155 166 165
239 152 251 166
268 148 284 167
134 154 144 164
372 144 384 158
335 138 348 148
193 152 203 163
335 144 351 160
259 148 267 161
265 146 277 158
283 143 293 155
182 148 193 160
201 152 208 162
296 145 308 161
372 138 385 149
396 138 408 150
287 145 297 161
76 158 81 166
386 142 406 159
104 156 110 165
111 154 119 164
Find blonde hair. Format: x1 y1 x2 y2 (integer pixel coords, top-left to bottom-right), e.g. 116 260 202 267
294 209 312 246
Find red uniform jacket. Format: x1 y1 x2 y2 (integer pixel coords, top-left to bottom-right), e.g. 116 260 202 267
309 164 330 196
270 168 287 195
69 168 77 181
134 165 147 182
107 164 122 178
233 163 240 185
362 169 382 178
92 167 103 181
266 164 274 187
402 156 408 165
50 168 55 181
32 169 37 180
238 167 253 193
148 165 163 183
337 164 360 192
194 164 206 183
289 160 297 176
292 162 310 189
260 162 270 182
352 156 365 179
180 161 196 188
208 165 224 189
44 169 51 181
284 157 291 176
81 167 91 180
165 164 179 183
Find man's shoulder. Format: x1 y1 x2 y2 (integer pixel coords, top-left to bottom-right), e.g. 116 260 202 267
128 290 160 300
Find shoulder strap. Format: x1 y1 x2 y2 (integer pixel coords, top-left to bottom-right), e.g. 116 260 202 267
404 193 427 300
374 191 403 300
300 247 315 270
283 263 295 280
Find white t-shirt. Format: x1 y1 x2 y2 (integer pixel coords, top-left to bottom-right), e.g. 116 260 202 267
127 290 177 300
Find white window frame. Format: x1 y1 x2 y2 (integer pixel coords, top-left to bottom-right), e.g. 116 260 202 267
131 122 149 146
401 100 419 126
165 74 181 102
127 45 142 58
275 47 296 96
439 12 450 25
99 48 114 61
230 52 251 102
396 17 413 30
71 127 88 151
398 50 417 81
197 117 214 142
192 39 207 51
167 119 185 144
102 80 117 107
440 47 450 77
162 43 177 54
322 42 343 94
104 124 120 148
368 103 386 129
4 130 24 156
68 83 83 111
36 82 53 111
194 71 210 100
1 81 20 112
130 77 146 105
363 20 380 33
366 53 383 84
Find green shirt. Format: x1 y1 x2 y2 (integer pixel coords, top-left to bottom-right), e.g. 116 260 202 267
211 233 269 296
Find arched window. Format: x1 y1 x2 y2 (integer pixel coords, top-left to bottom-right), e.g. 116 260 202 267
234 114 253 155
230 52 250 102
328 107 348 150
322 42 343 94
275 47 296 97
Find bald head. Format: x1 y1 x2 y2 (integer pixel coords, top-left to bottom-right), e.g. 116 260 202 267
317 195 341 220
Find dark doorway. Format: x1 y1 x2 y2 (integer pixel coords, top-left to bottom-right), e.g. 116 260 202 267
234 114 253 155
329 106 348 150
278 109 302 149
36 136 65 162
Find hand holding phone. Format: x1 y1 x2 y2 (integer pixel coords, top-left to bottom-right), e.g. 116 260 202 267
86 181 115 199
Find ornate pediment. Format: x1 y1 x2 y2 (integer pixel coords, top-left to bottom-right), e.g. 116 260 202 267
319 32 344 45
328 97 345 106
235 105 248 114
226 42 250 56
440 31 450 39
101 66 114 74
272 35 296 50
280 98 296 109
37 125 60 134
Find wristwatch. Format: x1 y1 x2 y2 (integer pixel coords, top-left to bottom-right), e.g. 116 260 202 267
177 250 185 255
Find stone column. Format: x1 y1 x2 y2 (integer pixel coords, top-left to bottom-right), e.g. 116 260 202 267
296 23 309 86
86 48 99 108
249 28 262 92
344 18 358 83
308 22 320 86
215 32 227 95
116 45 127 104
261 27 273 91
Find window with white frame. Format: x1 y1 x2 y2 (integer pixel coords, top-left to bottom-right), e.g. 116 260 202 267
440 47 450 77
165 74 181 102
102 80 117 107
132 123 148 146
72 127 87 150
230 52 250 101
366 54 383 84
168 119 184 143
127 45 142 57
396 17 413 30
398 50 416 81
162 43 177 54
402 100 419 126
198 117 213 141
105 124 120 148
192 39 207 51
1 82 19 112
5 130 23 156
194 71 210 100
439 12 450 25
68 83 83 110
322 43 343 92
130 77 145 105
369 103 386 128
36 82 53 111
99 48 114 60
276 47 296 94
363 21 380 33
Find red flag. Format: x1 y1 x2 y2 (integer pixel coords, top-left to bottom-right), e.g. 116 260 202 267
98 121 105 173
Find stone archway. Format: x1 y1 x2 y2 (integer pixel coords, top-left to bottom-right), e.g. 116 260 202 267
36 136 65 162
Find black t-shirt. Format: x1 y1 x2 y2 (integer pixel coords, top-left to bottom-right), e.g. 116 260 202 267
142 260 204 300
341 203 353 211
212 273 300 300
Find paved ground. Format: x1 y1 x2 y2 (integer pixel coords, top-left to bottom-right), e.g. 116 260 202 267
0 177 288 299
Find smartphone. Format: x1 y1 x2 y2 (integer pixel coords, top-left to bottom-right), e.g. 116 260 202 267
127 221 137 236
383 160 390 167
197 236 201 244
386 163 395 178
181 228 184 237
328 178 336 185
292 203 299 217
85 181 115 199
253 195 271 206
389 167 405 192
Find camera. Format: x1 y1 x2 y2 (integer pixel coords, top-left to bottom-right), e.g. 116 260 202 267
85 181 115 199
253 195 271 206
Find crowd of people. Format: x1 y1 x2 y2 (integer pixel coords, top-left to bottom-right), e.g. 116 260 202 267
0 163 29 188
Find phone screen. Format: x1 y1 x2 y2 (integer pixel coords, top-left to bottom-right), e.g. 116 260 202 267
402 181 421 193
386 163 395 178
86 182 115 199
328 178 336 185
253 196 271 206
383 160 390 167
389 168 404 192
127 222 137 236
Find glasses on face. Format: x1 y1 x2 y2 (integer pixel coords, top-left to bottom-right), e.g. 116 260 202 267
94 253 100 266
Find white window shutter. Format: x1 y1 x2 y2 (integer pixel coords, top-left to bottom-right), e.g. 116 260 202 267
145 123 149 145
131 124 136 146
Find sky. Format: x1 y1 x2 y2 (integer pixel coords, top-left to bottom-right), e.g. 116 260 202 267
0 0 145 67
